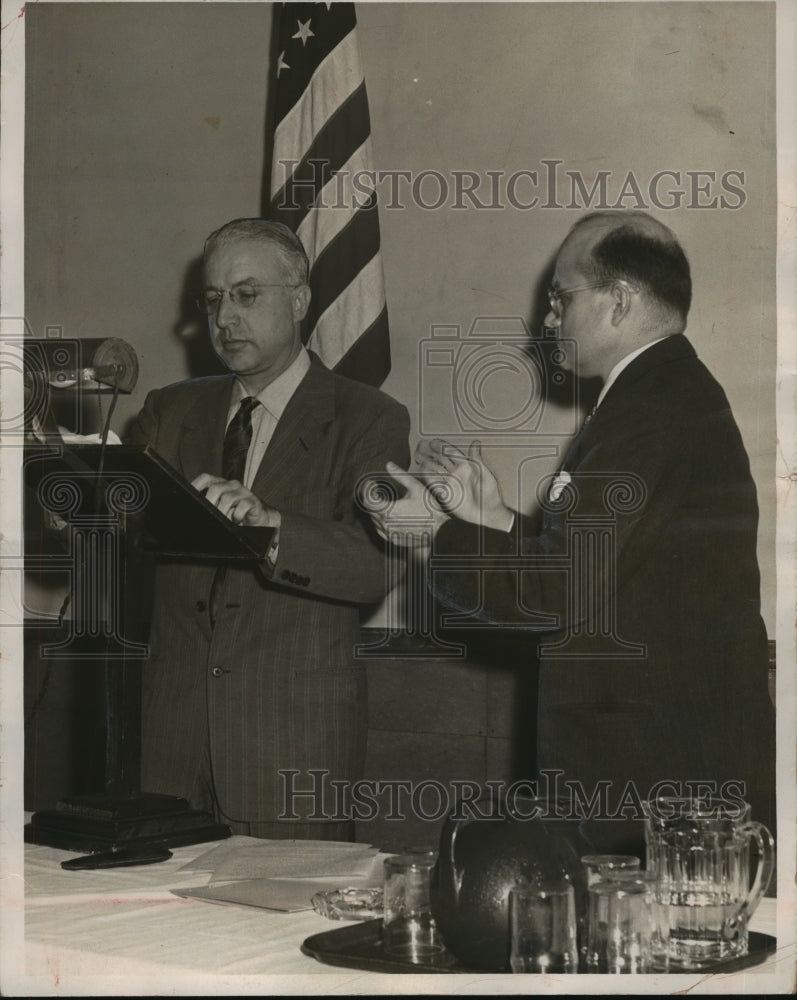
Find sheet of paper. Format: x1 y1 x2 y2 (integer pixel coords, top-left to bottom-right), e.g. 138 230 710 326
176 835 266 873
171 870 382 914
171 878 326 913
210 843 379 882
176 836 380 882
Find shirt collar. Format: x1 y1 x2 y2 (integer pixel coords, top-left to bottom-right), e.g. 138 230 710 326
596 336 669 409
229 347 311 421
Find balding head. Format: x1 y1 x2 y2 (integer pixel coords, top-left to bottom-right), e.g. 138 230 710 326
562 211 692 328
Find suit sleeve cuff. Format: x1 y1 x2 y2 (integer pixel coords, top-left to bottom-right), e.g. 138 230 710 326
434 513 519 557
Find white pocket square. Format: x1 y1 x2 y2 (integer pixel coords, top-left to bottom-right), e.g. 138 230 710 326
548 470 572 502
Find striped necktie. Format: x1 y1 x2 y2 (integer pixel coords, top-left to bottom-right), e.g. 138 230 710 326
223 396 258 483
209 396 259 629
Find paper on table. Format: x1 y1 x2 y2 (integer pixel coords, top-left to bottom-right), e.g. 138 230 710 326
212 844 378 882
177 836 379 882
177 835 265 872
171 878 330 913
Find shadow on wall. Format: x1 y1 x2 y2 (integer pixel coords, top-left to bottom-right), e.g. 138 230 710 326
173 255 229 381
119 256 227 440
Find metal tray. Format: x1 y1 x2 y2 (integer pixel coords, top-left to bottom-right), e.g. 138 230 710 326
302 918 464 973
302 920 776 976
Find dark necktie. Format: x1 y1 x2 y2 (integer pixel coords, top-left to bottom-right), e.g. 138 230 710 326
556 403 599 479
223 396 259 482
209 396 258 629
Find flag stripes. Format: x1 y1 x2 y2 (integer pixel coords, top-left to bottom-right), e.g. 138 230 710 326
297 140 371 262
309 251 386 357
268 2 391 386
302 192 380 332
271 35 365 208
272 84 372 238
292 140 375 269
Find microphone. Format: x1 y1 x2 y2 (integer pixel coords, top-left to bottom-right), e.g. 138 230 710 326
46 363 130 389
24 338 139 393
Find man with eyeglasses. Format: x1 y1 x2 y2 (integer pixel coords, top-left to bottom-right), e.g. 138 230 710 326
127 218 410 839
365 210 774 851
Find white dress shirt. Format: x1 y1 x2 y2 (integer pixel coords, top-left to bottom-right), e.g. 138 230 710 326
226 347 311 489
225 346 311 563
595 336 669 410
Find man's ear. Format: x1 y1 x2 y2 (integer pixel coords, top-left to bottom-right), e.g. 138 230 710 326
610 279 634 326
292 283 312 322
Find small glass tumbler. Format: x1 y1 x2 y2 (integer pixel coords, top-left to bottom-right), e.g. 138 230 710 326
578 855 641 966
382 854 445 962
585 871 669 973
509 881 579 974
581 854 641 887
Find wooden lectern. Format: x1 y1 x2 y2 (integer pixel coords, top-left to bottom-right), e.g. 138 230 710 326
24 444 275 855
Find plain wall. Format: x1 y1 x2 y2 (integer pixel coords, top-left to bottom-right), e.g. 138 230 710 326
23 1 777 631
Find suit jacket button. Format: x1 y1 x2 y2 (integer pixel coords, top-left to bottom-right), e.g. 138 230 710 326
281 570 290 581
211 666 224 678
196 600 207 612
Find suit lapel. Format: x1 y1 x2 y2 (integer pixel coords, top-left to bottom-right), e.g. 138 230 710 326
561 411 595 472
600 333 695 405
250 356 336 503
178 376 235 482
560 335 696 473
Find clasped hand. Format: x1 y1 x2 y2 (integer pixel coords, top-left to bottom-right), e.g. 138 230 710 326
192 473 281 528
364 438 513 548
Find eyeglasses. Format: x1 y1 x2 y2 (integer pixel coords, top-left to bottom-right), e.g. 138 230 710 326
196 281 300 315
547 281 616 321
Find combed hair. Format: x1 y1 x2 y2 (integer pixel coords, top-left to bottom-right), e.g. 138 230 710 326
581 220 692 320
204 218 309 286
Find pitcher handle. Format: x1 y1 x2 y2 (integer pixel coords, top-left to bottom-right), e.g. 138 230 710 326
437 792 508 898
435 797 486 899
722 821 775 943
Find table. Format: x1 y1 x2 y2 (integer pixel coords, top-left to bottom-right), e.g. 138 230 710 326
7 838 794 996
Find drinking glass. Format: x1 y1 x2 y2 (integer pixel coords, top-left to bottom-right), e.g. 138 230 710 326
382 854 446 962
581 853 641 886
578 854 641 966
509 881 578 974
585 871 667 973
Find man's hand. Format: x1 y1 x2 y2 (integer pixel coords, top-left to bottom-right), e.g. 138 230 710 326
362 461 449 550
414 438 514 532
192 473 281 528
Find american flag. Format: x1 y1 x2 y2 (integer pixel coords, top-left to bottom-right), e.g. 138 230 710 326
268 2 391 387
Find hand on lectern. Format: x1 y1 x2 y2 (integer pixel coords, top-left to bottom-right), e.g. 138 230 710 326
191 472 282 529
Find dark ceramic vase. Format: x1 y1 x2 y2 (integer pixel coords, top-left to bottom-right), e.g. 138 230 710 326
430 794 594 972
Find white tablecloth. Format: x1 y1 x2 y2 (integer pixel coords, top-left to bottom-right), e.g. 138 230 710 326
6 838 793 996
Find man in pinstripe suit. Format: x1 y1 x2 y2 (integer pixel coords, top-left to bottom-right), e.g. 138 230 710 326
128 219 410 839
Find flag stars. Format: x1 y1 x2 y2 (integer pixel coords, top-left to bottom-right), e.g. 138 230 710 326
292 19 314 45
277 50 290 77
